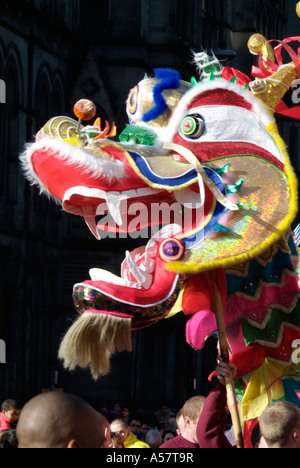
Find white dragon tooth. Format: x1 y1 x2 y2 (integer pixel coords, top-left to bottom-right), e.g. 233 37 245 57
84 217 101 240
145 258 155 274
125 251 153 289
106 191 123 226
126 251 146 284
81 206 101 240
141 274 153 289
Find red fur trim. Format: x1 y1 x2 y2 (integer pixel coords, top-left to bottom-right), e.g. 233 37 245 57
188 89 253 111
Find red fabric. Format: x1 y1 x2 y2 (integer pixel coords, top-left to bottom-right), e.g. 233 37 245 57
172 138 285 172
160 435 199 449
197 383 233 448
230 326 300 378
221 67 251 86
31 145 148 202
243 418 259 449
82 252 178 308
209 325 300 382
251 37 300 79
276 100 300 120
182 269 227 316
0 413 11 431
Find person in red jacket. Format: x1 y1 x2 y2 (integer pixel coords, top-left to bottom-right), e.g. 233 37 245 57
197 359 235 448
0 399 21 431
160 359 236 449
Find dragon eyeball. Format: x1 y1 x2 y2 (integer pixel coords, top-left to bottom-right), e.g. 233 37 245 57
159 239 186 262
181 114 205 139
127 86 139 115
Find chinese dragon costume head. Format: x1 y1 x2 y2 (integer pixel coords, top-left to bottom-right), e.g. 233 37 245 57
20 32 300 430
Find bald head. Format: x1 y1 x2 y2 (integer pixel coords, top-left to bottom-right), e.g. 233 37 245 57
16 392 105 448
110 418 131 441
98 412 111 448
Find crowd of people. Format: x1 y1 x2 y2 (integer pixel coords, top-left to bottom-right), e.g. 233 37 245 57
1 359 300 448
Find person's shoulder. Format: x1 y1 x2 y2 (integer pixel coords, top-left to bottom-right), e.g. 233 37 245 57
0 414 10 431
125 433 150 449
160 435 193 449
132 440 151 448
138 441 151 448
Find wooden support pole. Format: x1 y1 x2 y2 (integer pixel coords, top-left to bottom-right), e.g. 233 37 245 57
212 280 244 449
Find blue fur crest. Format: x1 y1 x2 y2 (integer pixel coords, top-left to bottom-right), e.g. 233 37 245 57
142 68 181 123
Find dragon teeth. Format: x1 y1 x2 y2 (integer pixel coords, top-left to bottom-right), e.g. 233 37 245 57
106 192 123 227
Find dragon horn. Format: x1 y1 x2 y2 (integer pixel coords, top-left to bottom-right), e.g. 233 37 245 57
247 33 298 113
248 33 275 64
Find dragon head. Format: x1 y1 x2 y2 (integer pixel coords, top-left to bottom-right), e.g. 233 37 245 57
20 41 298 378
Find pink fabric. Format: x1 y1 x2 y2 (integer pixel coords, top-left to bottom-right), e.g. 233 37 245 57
185 309 216 350
223 272 300 326
185 309 246 354
225 318 246 355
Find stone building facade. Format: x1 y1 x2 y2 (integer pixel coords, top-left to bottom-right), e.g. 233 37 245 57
0 0 298 411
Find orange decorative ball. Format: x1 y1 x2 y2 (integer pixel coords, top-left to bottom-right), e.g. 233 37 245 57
73 99 97 121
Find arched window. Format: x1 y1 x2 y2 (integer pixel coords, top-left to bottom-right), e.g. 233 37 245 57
34 65 51 132
3 46 23 204
5 65 19 203
35 82 50 132
50 74 66 116
0 40 5 198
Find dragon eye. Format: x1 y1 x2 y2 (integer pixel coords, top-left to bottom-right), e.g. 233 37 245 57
159 239 186 262
127 85 139 115
181 114 205 139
